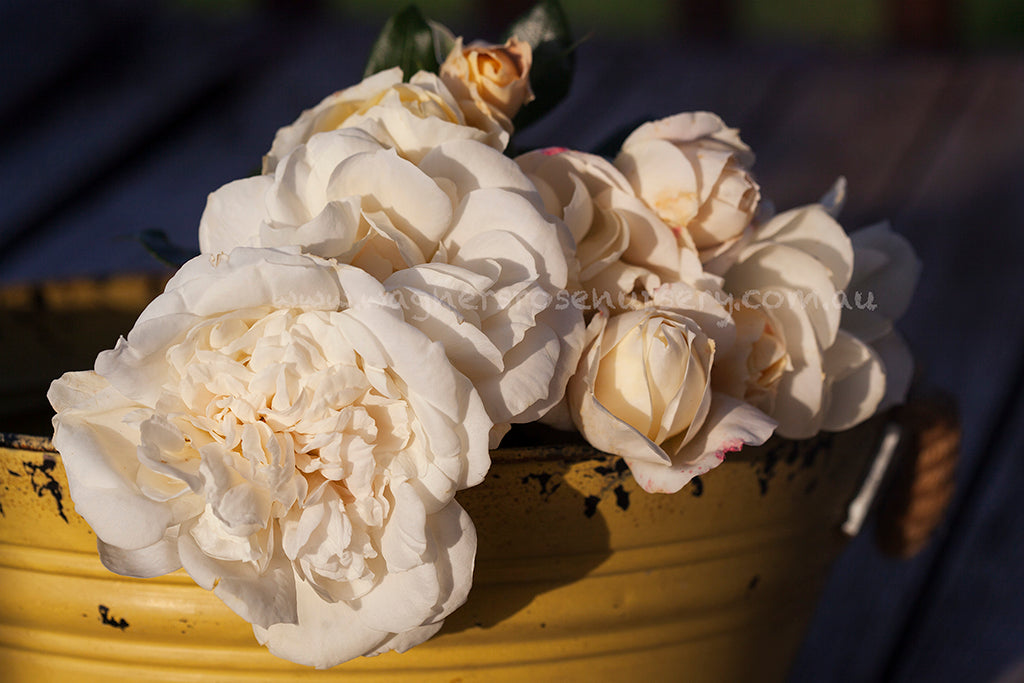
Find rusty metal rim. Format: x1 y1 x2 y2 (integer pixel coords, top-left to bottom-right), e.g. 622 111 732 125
0 429 610 463
0 428 805 467
0 432 56 452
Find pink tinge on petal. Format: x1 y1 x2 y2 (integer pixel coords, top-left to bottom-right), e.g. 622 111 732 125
626 395 776 494
541 146 569 156
647 459 717 491
717 438 745 458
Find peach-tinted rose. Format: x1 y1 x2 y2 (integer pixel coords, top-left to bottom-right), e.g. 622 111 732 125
441 37 534 135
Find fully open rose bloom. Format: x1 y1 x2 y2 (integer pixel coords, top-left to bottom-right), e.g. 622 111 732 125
263 67 506 172
48 248 491 668
615 112 760 267
568 284 776 493
516 147 705 312
719 203 888 438
200 129 584 441
440 37 534 136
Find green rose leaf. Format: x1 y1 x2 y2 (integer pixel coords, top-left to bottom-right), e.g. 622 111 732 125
364 5 440 80
506 0 576 130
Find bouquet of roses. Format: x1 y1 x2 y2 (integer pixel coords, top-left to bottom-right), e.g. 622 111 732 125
47 1 919 670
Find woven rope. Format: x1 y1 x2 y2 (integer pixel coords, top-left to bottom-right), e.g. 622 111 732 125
877 393 960 558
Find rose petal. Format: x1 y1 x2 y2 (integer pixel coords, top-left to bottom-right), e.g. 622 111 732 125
621 111 754 168
626 394 776 493
820 176 847 217
263 68 403 173
769 355 826 439
380 482 429 572
872 330 914 412
821 330 886 432
445 189 571 290
848 221 921 322
567 313 672 466
254 575 393 669
753 205 854 290
198 176 271 255
726 243 841 353
97 529 182 578
615 139 700 229
48 372 175 549
261 199 363 260
366 622 444 657
339 305 492 489
179 521 298 629
419 138 542 209
326 148 454 260
651 282 736 352
357 500 475 633
608 188 690 283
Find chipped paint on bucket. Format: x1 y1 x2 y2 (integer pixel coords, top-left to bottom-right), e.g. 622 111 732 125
0 417 882 682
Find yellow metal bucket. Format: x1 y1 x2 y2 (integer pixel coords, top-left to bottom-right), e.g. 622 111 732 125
0 421 881 682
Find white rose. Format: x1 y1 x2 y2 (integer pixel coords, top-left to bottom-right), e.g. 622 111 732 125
200 130 584 441
568 284 776 493
516 147 705 312
47 247 491 668
842 221 921 412
440 37 535 136
263 67 506 172
722 203 887 438
615 112 760 265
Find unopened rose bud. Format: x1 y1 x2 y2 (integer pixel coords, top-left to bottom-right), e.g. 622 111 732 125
440 37 535 135
567 290 776 494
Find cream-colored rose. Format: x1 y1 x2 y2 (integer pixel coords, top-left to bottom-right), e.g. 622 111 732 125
47 248 492 668
592 310 714 441
722 202 887 438
440 37 534 136
841 221 921 413
816 178 917 417
263 67 506 171
615 112 760 265
201 129 584 441
516 147 704 314
568 284 775 493
712 303 790 413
